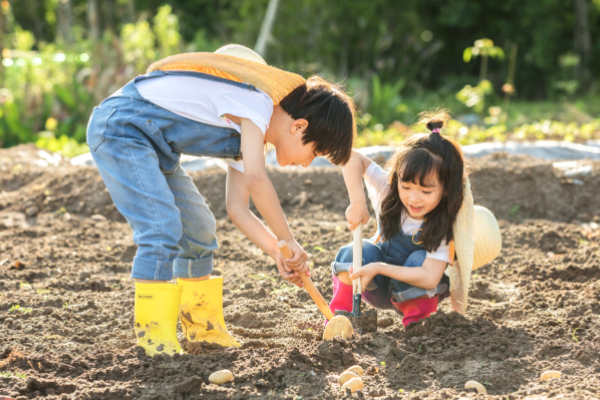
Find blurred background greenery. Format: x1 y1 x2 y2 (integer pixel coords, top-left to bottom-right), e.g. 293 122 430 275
0 0 599 157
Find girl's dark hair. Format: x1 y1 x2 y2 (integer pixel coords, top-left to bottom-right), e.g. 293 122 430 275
279 75 356 166
378 110 465 252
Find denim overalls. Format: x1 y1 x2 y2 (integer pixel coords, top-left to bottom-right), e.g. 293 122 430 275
86 70 258 281
331 227 450 309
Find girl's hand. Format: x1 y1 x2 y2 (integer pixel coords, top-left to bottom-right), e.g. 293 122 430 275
349 263 379 290
274 252 304 287
283 240 310 277
345 201 369 231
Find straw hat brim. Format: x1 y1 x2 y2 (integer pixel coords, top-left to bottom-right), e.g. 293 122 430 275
447 178 502 315
147 53 306 105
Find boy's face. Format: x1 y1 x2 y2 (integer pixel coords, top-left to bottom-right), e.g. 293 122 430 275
267 107 320 167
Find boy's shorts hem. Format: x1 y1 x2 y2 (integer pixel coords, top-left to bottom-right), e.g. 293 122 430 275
131 256 174 281
174 254 213 279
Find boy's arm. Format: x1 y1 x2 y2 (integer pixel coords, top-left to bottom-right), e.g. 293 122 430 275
343 150 372 230
226 166 303 287
350 258 447 291
239 118 308 274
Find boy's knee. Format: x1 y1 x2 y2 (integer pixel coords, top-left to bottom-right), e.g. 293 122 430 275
404 250 427 267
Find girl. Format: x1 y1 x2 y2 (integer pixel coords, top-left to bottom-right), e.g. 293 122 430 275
329 111 463 327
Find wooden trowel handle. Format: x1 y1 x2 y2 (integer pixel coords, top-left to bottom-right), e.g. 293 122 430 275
278 240 334 320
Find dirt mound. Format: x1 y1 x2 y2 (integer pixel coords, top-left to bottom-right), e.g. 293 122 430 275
1 145 600 399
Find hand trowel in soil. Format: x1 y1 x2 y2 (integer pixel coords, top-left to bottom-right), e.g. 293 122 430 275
278 240 354 340
334 224 377 334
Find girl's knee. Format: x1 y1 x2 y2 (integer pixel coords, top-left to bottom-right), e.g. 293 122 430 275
362 240 384 263
404 250 427 267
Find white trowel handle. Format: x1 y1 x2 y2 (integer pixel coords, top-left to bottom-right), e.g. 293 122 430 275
352 224 363 295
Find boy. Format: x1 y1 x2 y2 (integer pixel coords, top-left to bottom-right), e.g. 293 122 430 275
86 45 356 356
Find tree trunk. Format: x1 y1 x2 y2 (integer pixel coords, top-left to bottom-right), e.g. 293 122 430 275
255 0 280 58
0 4 4 86
573 0 592 86
88 0 99 41
127 0 135 22
57 0 73 44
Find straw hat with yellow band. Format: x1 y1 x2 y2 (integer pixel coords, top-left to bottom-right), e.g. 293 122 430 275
446 177 502 315
147 44 306 105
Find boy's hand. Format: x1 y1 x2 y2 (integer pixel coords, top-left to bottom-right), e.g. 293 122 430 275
345 201 369 231
349 263 379 291
283 240 310 277
274 252 304 287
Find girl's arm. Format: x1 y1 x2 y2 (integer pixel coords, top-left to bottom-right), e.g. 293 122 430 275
349 258 447 291
238 118 308 273
226 165 305 287
343 150 372 230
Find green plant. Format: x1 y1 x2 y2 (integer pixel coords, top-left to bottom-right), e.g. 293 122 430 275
572 328 581 343
463 38 505 81
0 371 26 379
9 304 32 313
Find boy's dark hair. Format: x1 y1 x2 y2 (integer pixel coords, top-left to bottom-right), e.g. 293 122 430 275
379 110 465 252
279 76 356 166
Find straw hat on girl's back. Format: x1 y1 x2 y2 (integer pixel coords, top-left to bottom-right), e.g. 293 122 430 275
147 44 306 105
448 178 502 315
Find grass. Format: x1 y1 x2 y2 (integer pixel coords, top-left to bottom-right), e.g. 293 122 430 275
9 305 32 313
0 371 26 379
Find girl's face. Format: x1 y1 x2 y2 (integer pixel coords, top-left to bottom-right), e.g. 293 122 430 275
398 172 444 220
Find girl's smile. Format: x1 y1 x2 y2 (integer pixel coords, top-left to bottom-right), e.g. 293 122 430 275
398 173 444 220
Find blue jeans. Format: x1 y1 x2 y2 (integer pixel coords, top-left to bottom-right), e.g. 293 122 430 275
86 71 255 281
332 240 449 309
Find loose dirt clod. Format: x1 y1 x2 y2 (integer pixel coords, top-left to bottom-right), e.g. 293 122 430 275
341 377 364 393
339 371 359 386
465 381 487 394
541 371 562 381
344 365 365 376
209 370 234 384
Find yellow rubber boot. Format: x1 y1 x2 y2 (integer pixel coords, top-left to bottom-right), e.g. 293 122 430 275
177 277 241 347
134 282 183 356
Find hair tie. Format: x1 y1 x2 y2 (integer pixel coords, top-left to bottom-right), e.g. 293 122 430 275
431 128 440 133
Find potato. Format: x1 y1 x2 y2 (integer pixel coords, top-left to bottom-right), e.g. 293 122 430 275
541 370 562 381
464 381 487 394
209 370 234 384
344 365 364 376
338 371 358 386
341 377 363 393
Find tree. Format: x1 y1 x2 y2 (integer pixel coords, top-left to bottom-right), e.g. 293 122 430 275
573 0 592 86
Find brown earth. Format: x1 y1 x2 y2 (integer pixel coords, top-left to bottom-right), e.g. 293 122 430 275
1 144 599 400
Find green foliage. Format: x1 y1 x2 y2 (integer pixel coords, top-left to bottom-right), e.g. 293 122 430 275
9 304 32 313
463 38 505 63
36 134 89 158
0 371 27 379
456 80 494 113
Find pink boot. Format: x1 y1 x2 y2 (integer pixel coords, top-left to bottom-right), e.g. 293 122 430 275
392 295 438 327
327 275 353 323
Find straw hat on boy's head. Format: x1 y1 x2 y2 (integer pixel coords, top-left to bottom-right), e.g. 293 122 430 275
447 178 502 315
147 44 306 104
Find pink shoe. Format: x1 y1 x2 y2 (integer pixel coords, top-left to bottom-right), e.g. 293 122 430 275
392 295 438 327
326 275 353 324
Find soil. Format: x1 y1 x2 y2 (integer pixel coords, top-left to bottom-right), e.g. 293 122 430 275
1 144 600 400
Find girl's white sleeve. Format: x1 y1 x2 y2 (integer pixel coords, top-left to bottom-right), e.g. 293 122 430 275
426 239 452 264
364 162 391 216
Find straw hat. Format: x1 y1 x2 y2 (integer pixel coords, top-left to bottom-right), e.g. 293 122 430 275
147 44 306 104
447 177 502 315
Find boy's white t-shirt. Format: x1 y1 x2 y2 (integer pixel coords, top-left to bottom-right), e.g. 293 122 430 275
364 162 452 264
136 75 274 173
